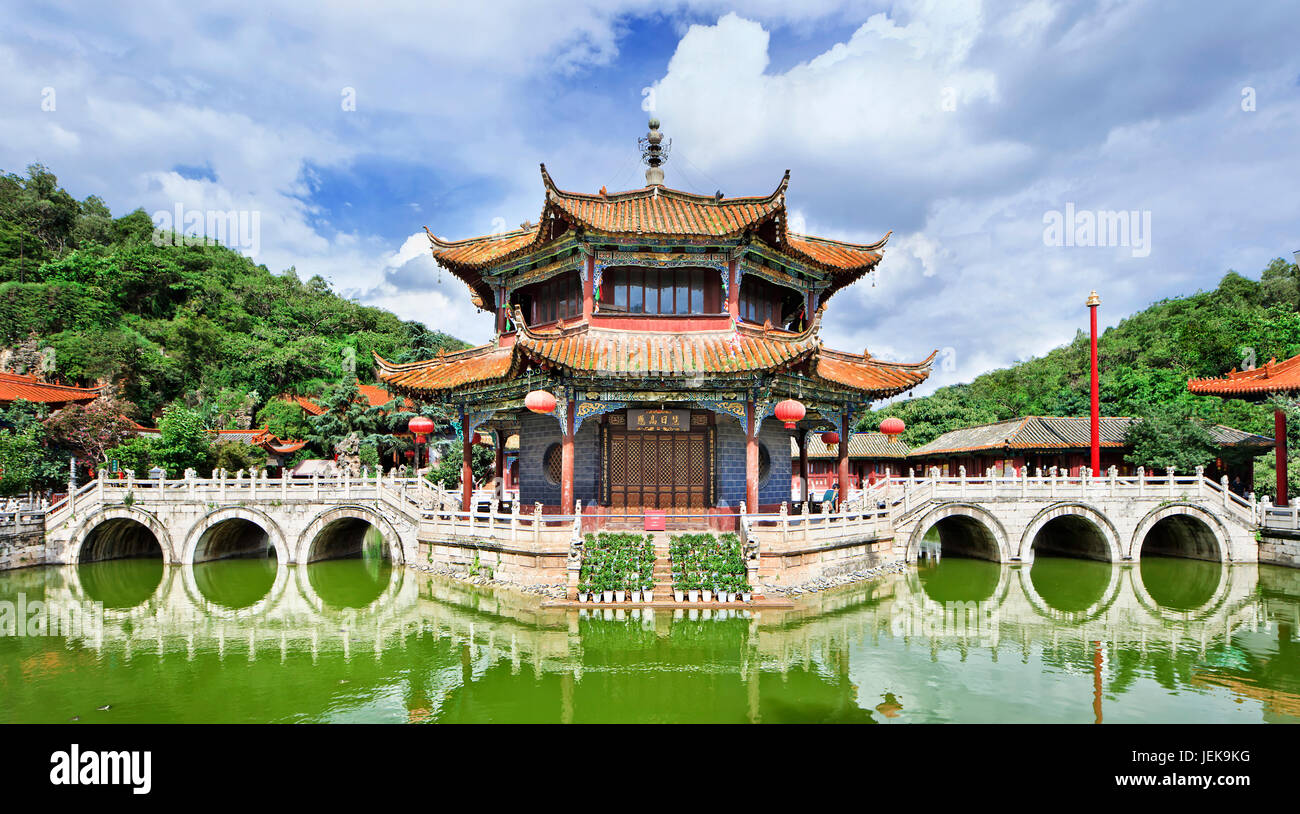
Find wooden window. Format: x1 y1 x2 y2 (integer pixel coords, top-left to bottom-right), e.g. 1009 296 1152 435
598 267 722 315
522 271 581 325
738 276 800 328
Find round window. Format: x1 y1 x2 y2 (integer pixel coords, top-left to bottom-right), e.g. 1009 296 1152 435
544 443 563 486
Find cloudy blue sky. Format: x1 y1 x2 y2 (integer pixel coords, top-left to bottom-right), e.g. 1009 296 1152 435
3 0 1298 397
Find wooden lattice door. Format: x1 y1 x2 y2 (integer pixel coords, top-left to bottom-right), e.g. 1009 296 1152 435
607 429 708 513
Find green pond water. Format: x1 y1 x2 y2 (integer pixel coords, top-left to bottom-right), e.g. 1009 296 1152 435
1 552 1297 723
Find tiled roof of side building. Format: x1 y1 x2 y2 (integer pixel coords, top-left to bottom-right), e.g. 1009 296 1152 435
1188 354 1300 396
0 372 101 404
789 432 912 460
909 415 1272 457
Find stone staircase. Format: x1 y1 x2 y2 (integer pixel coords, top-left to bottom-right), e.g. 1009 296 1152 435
650 533 675 598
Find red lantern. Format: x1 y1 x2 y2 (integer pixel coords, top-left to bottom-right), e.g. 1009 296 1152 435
773 399 805 429
880 416 905 443
408 416 434 444
821 431 840 445
404 450 414 459
525 389 557 415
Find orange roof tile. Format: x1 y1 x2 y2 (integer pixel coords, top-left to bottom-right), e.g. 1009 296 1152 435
427 226 540 271
785 232 887 271
812 348 935 397
1188 354 1300 397
0 372 100 405
541 165 786 238
376 343 519 396
356 384 412 410
378 306 933 399
513 306 819 378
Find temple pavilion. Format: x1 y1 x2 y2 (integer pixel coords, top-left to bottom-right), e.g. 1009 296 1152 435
376 120 934 525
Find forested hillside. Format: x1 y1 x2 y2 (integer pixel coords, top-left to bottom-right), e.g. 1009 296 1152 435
868 259 1300 492
0 163 465 418
0 164 468 492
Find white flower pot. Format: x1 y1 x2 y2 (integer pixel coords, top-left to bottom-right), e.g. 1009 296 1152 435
742 592 752 603
630 590 641 603
688 590 700 603
603 590 614 603
701 590 712 603
577 593 588 603
644 590 654 603
615 590 626 603
720 591 731 603
674 590 685 603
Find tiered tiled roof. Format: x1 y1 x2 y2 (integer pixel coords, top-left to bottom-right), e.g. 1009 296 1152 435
1188 354 1300 397
377 307 933 399
512 306 820 378
426 165 889 307
0 372 101 405
909 416 1272 457
790 432 911 460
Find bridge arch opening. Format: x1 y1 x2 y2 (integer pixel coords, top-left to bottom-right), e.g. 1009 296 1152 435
79 518 164 563
1139 514 1223 562
1030 515 1112 562
76 519 165 608
193 518 277 563
924 515 1002 562
306 518 391 563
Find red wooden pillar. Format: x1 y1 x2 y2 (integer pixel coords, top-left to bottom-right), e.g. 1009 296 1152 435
582 256 595 321
797 431 809 503
460 414 474 512
727 260 740 320
560 398 575 513
1277 407 1289 507
1087 291 1101 476
745 400 759 511
837 412 850 507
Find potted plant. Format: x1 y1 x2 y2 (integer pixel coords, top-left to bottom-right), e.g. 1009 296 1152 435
577 582 590 603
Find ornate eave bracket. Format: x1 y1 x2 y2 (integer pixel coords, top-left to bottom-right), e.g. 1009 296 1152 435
573 399 627 435
454 409 496 442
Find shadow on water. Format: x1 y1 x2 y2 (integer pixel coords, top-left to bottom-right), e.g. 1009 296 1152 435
76 559 165 609
193 557 279 610
1139 556 1223 611
1029 556 1112 613
918 557 1002 603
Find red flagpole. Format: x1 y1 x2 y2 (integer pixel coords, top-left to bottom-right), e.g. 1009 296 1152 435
1088 291 1101 476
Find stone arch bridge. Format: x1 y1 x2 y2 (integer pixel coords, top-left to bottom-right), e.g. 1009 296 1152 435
856 467 1262 565
41 470 454 566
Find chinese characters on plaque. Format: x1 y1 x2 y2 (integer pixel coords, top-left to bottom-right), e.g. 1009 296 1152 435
627 409 690 431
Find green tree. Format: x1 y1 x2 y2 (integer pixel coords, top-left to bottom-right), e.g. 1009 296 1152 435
210 439 268 473
426 441 493 490
152 404 211 477
255 397 312 440
1124 406 1220 473
0 426 41 495
103 435 158 476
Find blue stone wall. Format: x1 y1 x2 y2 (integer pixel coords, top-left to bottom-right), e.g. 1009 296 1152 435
517 412 599 507
716 416 792 507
